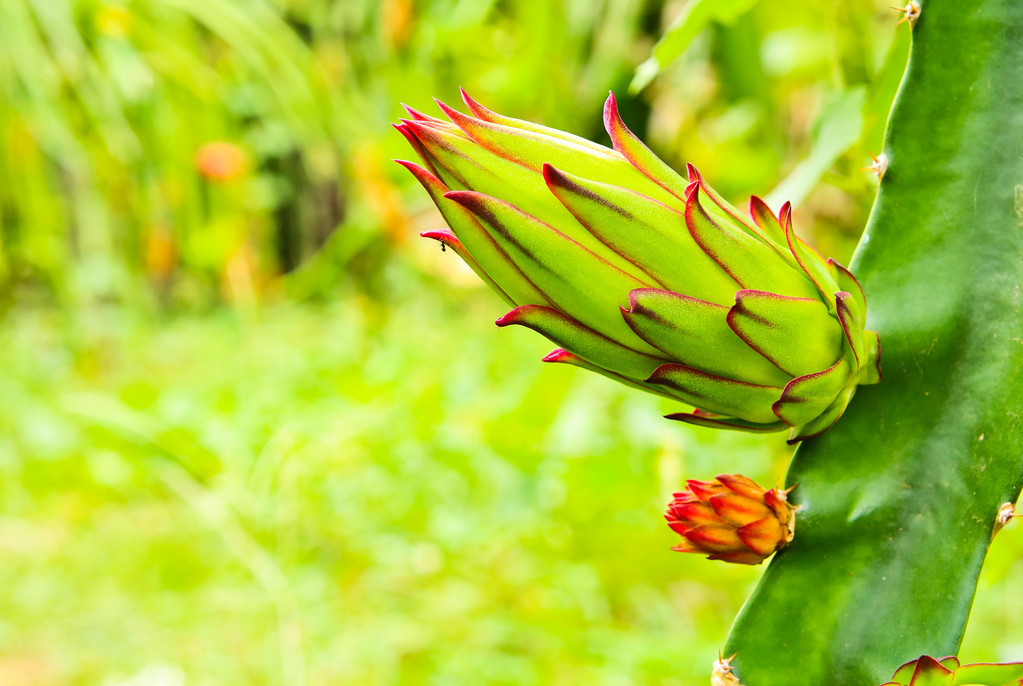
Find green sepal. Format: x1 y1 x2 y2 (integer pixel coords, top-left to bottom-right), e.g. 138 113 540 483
495 305 668 380
542 165 737 305
726 289 843 378
646 363 784 424
436 99 683 210
892 659 919 684
459 89 611 155
541 348 680 401
403 119 655 284
836 290 867 368
623 288 792 387
908 656 955 686
401 104 468 137
403 118 563 206
395 159 551 307
785 385 855 444
393 122 443 177
686 184 821 300
781 203 842 306
828 258 868 316
688 165 789 256
749 195 789 247
863 330 882 384
664 409 788 434
952 661 1023 684
602 92 689 203
444 191 660 353
771 359 851 428
420 228 515 306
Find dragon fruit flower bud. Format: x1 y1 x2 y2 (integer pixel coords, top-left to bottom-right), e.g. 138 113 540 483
665 474 795 565
395 91 881 443
881 655 1023 685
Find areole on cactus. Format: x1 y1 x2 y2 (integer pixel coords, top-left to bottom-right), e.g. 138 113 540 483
395 91 880 443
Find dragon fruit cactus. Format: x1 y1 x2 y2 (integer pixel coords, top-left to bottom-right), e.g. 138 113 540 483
394 91 880 442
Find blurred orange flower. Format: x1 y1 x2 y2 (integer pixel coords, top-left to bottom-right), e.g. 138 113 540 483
195 141 250 182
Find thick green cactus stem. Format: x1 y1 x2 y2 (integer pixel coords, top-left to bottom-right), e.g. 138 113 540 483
723 1 1023 684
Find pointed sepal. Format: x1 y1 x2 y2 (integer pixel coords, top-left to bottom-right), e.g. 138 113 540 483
646 363 784 424
686 184 821 300
772 359 852 428
444 191 659 351
395 158 550 306
496 305 667 380
624 288 792 386
727 289 843 378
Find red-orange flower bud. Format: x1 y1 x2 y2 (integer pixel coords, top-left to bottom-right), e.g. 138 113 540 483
665 474 796 565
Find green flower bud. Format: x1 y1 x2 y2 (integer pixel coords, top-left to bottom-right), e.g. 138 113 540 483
395 91 881 443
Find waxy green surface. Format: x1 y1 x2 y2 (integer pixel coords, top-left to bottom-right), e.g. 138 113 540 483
725 0 1023 683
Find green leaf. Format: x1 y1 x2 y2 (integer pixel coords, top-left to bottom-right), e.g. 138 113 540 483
724 1 1023 682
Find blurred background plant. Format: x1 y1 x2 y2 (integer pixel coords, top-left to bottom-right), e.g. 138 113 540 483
2 0 1021 684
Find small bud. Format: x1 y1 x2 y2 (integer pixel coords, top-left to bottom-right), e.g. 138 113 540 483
665 474 796 565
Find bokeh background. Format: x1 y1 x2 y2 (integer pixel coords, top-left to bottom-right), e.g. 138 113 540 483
2 0 1021 683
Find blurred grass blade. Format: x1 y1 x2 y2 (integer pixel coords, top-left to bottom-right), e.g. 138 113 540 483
630 0 760 93
764 87 865 208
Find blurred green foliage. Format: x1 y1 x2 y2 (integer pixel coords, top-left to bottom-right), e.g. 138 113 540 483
1 0 1020 683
